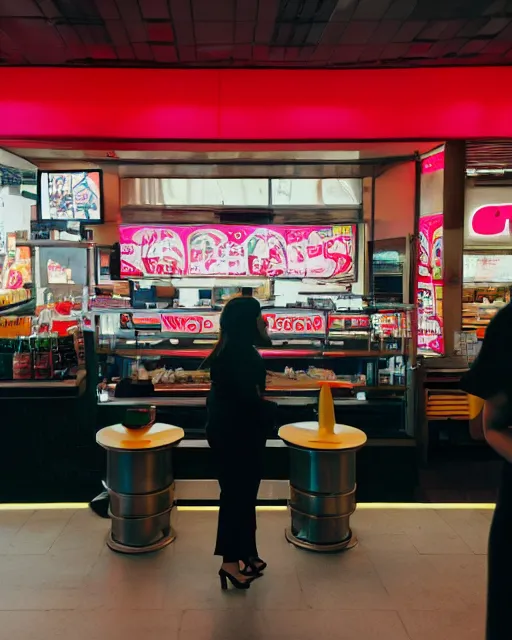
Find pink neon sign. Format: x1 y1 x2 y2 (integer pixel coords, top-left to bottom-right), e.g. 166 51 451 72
120 224 356 280
416 213 444 354
470 203 512 236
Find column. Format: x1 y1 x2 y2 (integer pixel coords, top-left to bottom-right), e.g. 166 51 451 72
442 141 466 355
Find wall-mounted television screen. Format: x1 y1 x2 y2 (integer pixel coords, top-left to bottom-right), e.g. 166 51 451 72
38 170 104 224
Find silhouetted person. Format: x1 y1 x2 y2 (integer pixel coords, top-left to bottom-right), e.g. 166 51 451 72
462 303 512 639
203 296 273 590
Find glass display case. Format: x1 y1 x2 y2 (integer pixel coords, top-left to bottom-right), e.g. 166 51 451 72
91 303 414 440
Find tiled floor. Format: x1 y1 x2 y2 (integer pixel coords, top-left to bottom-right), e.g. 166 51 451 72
0 505 490 640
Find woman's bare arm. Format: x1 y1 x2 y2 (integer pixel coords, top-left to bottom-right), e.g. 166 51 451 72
484 393 512 463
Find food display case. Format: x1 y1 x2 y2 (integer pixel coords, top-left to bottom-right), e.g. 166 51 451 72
91 303 413 440
0 240 94 398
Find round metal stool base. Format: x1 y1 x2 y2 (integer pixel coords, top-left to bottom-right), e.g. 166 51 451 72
107 529 176 555
285 527 358 553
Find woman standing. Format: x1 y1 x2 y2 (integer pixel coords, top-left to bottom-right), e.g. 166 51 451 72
461 303 512 639
203 296 273 590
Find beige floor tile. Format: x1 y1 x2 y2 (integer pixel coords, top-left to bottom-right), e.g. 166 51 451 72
164 565 305 611
436 508 491 554
179 609 411 640
424 554 486 610
295 548 396 610
371 551 469 610
0 587 82 611
407 529 473 555
399 609 485 640
358 532 419 555
0 551 96 588
6 509 74 555
0 610 181 640
0 510 34 553
352 508 461 536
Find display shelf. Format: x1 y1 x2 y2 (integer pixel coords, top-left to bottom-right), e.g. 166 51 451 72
97 347 406 359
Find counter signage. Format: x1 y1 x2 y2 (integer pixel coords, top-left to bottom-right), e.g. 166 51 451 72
0 316 31 337
417 213 444 354
263 312 325 335
160 313 219 334
328 315 370 330
119 224 356 280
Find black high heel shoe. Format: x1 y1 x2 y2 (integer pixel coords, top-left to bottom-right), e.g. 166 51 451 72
240 557 267 577
219 568 252 590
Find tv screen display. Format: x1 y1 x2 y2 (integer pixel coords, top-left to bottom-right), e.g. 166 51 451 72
38 170 103 224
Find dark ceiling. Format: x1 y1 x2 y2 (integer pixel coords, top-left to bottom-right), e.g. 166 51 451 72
1 0 512 68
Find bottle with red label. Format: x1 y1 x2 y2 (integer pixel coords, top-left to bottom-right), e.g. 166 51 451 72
33 334 52 380
12 337 32 380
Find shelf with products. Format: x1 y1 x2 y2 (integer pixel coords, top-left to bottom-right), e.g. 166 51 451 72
461 286 509 338
91 304 414 440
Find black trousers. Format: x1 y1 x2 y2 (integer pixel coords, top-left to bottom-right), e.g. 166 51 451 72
208 434 266 562
487 462 512 639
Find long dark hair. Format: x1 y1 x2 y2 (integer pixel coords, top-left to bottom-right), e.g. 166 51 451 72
202 296 267 368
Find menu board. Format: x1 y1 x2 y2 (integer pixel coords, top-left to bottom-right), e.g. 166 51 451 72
119 224 356 280
463 254 512 283
416 213 444 354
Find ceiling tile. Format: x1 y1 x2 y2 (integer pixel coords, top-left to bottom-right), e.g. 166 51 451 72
193 0 234 21
146 21 174 42
331 0 359 22
371 20 401 43
151 44 178 62
393 20 426 42
330 44 365 62
139 0 169 20
320 21 347 45
36 0 61 19
257 0 279 23
341 20 378 44
478 17 510 36
0 0 41 16
254 21 274 43
94 0 119 20
55 24 87 59
353 0 392 20
407 42 432 56
169 0 192 21
235 22 254 44
358 44 385 61
132 41 153 59
385 0 417 20
114 0 141 21
304 22 327 46
236 0 257 21
419 21 451 40
174 20 195 46
176 44 196 61
457 39 488 55
115 44 135 59
123 21 147 43
195 21 233 44
105 20 129 46
381 41 410 58
86 44 117 59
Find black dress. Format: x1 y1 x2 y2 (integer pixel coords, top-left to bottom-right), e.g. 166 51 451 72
461 303 512 640
206 342 269 562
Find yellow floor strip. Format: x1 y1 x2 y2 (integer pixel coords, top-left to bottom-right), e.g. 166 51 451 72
0 502 496 511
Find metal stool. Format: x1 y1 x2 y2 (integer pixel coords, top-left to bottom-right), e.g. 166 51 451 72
96 406 184 554
279 382 366 552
